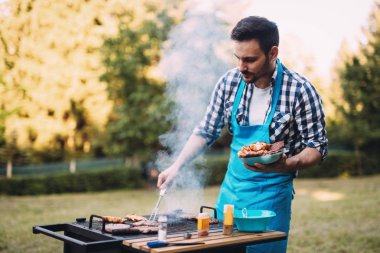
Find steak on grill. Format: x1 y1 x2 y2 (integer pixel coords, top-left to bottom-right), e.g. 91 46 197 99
132 220 159 227
105 224 131 233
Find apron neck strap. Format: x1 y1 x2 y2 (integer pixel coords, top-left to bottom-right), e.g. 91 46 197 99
231 77 245 126
231 59 283 126
264 59 283 126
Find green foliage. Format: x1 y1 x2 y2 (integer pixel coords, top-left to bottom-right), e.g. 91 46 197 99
0 0 184 165
100 2 182 160
0 167 142 195
336 1 380 174
298 151 356 178
197 153 229 185
0 0 120 162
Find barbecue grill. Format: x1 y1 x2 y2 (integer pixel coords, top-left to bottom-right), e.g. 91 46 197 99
33 205 287 253
33 206 222 253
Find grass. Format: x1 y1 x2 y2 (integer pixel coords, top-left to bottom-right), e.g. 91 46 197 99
1 176 380 253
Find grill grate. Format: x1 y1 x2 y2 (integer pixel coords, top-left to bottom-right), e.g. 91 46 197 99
73 218 222 240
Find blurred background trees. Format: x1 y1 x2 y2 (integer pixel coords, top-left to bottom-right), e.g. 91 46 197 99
333 1 380 175
100 2 182 165
0 0 379 179
0 0 182 170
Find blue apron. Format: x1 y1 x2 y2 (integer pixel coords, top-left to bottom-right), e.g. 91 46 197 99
215 59 294 253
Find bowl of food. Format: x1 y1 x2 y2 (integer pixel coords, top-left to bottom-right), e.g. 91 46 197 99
238 141 284 166
234 209 276 232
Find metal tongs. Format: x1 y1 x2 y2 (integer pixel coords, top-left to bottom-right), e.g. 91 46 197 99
148 188 167 221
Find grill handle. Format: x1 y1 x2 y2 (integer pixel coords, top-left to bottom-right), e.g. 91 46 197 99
89 214 106 232
33 225 87 246
200 206 217 219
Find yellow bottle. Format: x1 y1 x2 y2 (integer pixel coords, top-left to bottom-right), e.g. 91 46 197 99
197 212 210 237
223 204 234 235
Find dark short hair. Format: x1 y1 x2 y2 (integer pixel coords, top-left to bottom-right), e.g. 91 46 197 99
231 16 279 55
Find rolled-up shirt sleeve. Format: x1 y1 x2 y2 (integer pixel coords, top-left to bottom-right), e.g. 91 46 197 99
294 81 328 160
193 75 227 146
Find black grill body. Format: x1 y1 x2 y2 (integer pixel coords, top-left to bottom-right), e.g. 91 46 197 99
33 206 222 253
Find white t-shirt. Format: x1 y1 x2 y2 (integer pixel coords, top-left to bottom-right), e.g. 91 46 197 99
248 85 272 125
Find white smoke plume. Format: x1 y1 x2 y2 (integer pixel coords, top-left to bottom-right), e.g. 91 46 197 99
154 0 250 213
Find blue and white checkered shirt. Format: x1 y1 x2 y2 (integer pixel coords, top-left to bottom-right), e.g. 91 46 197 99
194 63 328 160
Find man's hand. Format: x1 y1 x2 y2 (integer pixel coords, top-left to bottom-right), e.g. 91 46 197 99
157 166 179 190
244 147 322 173
243 153 291 173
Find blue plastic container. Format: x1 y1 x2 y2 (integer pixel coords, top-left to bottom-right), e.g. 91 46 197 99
234 209 276 232
239 152 282 166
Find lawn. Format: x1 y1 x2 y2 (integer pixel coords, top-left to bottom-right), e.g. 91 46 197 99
1 176 379 253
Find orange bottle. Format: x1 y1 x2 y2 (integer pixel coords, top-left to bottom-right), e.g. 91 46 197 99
197 212 210 237
223 204 234 235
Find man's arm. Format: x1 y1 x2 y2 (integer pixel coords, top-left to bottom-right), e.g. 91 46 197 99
157 71 235 189
157 134 207 189
285 147 321 169
245 80 327 173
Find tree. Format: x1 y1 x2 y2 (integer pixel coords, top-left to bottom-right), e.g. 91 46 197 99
0 0 121 164
100 1 183 163
0 0 180 165
336 1 380 174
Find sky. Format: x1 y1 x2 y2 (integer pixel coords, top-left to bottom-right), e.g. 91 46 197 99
246 0 375 82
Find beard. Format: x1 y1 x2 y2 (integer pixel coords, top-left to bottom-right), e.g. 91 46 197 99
241 57 271 84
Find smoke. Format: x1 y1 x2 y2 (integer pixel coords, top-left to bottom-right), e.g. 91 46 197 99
154 1 234 212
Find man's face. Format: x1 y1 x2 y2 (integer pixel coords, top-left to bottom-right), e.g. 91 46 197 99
233 39 271 84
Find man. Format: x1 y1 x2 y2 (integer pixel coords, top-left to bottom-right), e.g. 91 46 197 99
157 16 327 252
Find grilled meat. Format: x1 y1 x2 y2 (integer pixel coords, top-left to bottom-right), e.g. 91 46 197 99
105 222 158 234
132 220 159 227
102 216 127 223
124 214 147 222
238 141 284 158
269 141 284 153
104 223 131 233
135 226 159 234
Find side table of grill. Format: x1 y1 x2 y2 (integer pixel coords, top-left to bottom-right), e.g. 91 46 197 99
123 229 286 253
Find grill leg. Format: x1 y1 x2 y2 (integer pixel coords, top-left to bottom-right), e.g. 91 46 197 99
63 231 87 253
64 242 86 253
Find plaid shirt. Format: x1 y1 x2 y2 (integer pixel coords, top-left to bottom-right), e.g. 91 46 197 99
194 63 328 160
